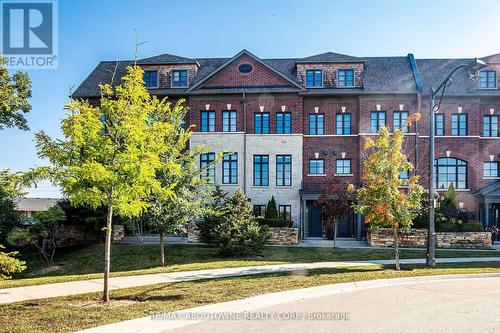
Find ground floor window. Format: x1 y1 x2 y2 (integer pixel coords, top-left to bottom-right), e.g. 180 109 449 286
253 205 266 218
484 161 499 177
435 157 467 189
279 205 291 220
336 159 351 174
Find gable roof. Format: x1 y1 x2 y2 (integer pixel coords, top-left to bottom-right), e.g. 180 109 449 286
14 197 60 212
297 51 364 63
137 53 198 65
481 53 500 64
187 49 305 92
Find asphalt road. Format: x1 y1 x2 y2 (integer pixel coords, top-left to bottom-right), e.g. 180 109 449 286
171 277 500 333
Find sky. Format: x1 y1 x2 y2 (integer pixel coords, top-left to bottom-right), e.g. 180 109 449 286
2 0 500 198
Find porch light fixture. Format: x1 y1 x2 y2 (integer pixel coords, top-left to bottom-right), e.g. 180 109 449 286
341 106 346 113
227 104 231 110
376 104 381 111
427 57 487 267
399 104 405 111
446 150 451 157
281 105 286 112
490 108 495 115
314 152 319 159
458 106 463 113
259 105 264 112
205 104 210 110
341 152 346 158
315 106 319 113
459 202 464 209
490 155 495 162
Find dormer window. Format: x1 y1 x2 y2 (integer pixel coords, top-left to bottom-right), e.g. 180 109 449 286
480 70 496 88
172 70 188 87
306 70 322 87
338 69 354 87
143 70 158 88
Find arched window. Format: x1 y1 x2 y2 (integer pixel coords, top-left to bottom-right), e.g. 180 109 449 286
434 158 467 189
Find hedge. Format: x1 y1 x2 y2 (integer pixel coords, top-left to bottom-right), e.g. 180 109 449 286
256 218 293 228
436 222 483 232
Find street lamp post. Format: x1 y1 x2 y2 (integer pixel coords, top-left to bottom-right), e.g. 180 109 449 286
426 58 487 267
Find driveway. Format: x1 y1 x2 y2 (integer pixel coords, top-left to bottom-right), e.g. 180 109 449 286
171 276 500 333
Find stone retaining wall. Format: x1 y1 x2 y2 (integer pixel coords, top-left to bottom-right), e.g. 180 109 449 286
267 227 299 245
187 226 202 243
368 228 492 249
55 225 104 247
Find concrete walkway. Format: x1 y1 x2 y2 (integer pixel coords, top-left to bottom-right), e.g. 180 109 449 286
77 273 500 333
1 256 500 305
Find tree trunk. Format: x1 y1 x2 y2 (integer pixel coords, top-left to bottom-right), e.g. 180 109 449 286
135 219 143 244
159 232 165 267
103 192 113 303
393 225 400 270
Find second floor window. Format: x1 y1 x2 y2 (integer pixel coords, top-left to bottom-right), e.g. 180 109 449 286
222 110 237 132
435 157 467 189
200 111 215 132
222 153 238 184
200 153 215 183
435 114 444 136
279 205 291 220
254 113 269 134
483 115 498 137
336 159 351 174
309 114 324 135
336 113 351 134
276 155 292 186
306 69 322 87
172 70 188 87
253 155 269 186
451 114 467 136
276 112 291 134
370 111 386 133
484 162 499 177
480 71 496 89
309 159 324 175
393 111 409 133
143 71 158 88
338 69 354 87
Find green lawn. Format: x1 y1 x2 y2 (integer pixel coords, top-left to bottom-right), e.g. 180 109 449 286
1 261 499 333
2 243 498 289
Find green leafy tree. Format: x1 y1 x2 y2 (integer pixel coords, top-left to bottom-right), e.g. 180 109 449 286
214 188 268 256
31 66 181 302
199 186 228 244
8 205 65 267
142 94 217 266
265 196 278 219
440 184 457 209
316 177 354 246
0 185 21 243
0 54 31 130
349 126 424 270
0 244 26 280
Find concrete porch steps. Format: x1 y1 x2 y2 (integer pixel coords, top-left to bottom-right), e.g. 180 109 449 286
298 238 368 248
116 236 188 245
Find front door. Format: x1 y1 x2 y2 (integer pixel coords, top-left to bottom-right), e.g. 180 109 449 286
336 213 354 238
308 206 322 237
489 204 500 243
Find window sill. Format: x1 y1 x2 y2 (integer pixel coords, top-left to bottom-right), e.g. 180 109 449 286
307 174 326 177
334 174 353 177
436 188 470 192
483 177 500 180
221 183 239 186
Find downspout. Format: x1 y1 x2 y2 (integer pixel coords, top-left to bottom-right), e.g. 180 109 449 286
408 53 424 175
242 92 247 194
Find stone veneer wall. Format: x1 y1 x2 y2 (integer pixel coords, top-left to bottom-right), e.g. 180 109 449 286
368 228 492 249
187 226 298 245
267 227 299 245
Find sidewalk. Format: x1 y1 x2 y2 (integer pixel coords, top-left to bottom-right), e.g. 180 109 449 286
1 256 499 305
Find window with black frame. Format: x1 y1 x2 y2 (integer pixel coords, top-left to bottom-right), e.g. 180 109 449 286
222 110 237 132
370 111 386 133
483 161 499 177
279 205 291 220
336 113 351 134
276 112 291 134
435 157 467 189
200 153 215 183
253 155 269 186
451 114 467 136
222 153 238 184
254 113 269 134
172 70 188 87
483 115 498 137
435 114 444 136
337 69 354 87
393 111 409 133
306 69 322 87
309 114 324 135
276 155 292 186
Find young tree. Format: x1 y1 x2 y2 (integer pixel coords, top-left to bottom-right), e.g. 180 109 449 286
214 188 268 256
0 244 26 280
0 185 21 243
0 54 31 130
441 184 457 209
32 66 182 302
349 126 424 270
265 196 278 219
8 205 65 267
315 177 353 247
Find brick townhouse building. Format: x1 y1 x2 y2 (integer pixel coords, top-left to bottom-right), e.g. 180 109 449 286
73 49 500 241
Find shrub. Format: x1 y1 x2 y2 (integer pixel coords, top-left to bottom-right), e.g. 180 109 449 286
0 244 26 280
461 223 483 232
440 184 457 209
213 189 268 256
265 196 278 219
256 218 293 228
198 215 222 243
436 223 460 232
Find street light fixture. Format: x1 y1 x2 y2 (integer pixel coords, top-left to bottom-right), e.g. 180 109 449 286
426 58 487 267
